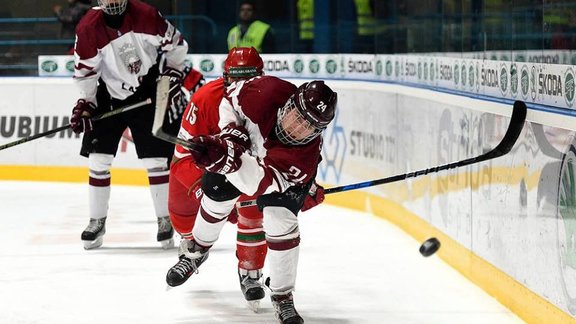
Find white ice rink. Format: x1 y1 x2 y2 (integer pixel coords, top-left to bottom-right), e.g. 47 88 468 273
0 181 524 324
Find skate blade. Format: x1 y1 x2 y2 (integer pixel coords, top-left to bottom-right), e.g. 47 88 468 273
246 300 260 313
83 236 103 250
160 238 174 250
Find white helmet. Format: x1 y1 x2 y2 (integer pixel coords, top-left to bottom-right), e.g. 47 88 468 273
98 0 128 15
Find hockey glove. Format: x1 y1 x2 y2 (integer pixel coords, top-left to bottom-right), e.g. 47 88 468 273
256 181 313 215
160 67 186 125
301 181 325 212
182 67 205 96
219 123 251 151
189 135 246 174
70 99 97 134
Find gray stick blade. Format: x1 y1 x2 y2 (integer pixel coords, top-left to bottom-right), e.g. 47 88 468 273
152 76 170 136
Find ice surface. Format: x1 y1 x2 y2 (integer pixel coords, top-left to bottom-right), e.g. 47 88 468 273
0 181 524 324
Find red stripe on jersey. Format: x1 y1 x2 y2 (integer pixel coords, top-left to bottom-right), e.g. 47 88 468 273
267 237 300 251
75 62 93 71
149 175 169 185
200 207 226 224
89 177 111 187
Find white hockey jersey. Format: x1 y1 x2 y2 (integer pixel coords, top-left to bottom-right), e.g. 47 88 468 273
73 0 188 103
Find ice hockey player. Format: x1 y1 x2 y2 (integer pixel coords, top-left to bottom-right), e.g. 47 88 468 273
168 77 336 324
70 0 195 249
166 47 272 311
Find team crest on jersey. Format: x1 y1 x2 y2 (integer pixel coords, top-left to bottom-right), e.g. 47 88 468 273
118 43 142 74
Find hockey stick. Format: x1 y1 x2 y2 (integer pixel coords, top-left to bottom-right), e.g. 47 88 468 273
152 76 205 153
236 100 527 208
0 98 152 151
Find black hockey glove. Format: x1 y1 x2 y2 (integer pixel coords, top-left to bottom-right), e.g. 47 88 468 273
160 67 186 125
256 180 314 215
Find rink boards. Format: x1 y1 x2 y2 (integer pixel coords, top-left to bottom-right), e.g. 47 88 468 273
1 77 576 323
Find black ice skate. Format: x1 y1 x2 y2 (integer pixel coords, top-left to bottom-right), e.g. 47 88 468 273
81 217 107 250
166 239 209 287
239 269 265 312
157 216 174 249
271 293 304 324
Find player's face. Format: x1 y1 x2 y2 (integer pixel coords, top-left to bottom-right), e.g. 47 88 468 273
279 103 316 142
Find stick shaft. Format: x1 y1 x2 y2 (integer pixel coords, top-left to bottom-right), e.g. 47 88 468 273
0 99 151 151
237 100 527 208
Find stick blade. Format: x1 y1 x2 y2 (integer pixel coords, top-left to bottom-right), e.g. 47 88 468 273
491 100 527 156
152 76 170 136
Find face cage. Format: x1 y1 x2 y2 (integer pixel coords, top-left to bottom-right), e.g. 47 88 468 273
275 99 324 146
98 0 128 15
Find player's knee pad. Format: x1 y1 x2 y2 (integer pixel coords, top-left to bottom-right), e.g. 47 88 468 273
88 153 114 173
262 207 299 240
201 172 241 202
142 157 169 172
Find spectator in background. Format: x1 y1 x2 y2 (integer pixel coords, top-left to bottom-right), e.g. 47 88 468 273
53 0 92 53
296 0 314 53
353 0 376 53
227 1 276 53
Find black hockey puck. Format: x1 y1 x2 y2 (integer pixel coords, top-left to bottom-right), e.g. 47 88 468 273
419 237 441 257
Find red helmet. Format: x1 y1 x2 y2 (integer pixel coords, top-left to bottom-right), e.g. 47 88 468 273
224 47 264 78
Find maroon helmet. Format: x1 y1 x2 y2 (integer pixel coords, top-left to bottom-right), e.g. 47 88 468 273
275 81 338 146
223 47 264 78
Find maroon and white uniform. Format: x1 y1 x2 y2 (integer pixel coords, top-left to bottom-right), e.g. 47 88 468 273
218 76 322 196
72 0 189 250
74 0 187 102
192 76 323 295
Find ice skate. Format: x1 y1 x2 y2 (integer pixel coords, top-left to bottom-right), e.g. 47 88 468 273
157 216 174 249
239 269 265 312
271 293 304 324
166 239 209 287
81 217 107 250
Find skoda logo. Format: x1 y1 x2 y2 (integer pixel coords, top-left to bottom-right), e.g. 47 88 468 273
294 59 304 74
200 59 214 73
423 62 428 80
309 59 320 73
461 64 466 87
385 60 392 77
521 65 529 99
500 65 508 95
430 62 435 82
454 64 460 86
184 59 193 69
394 61 399 77
510 64 518 97
565 68 575 107
65 60 75 73
468 65 475 90
41 60 58 73
417 62 422 79
376 60 383 76
325 59 337 74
